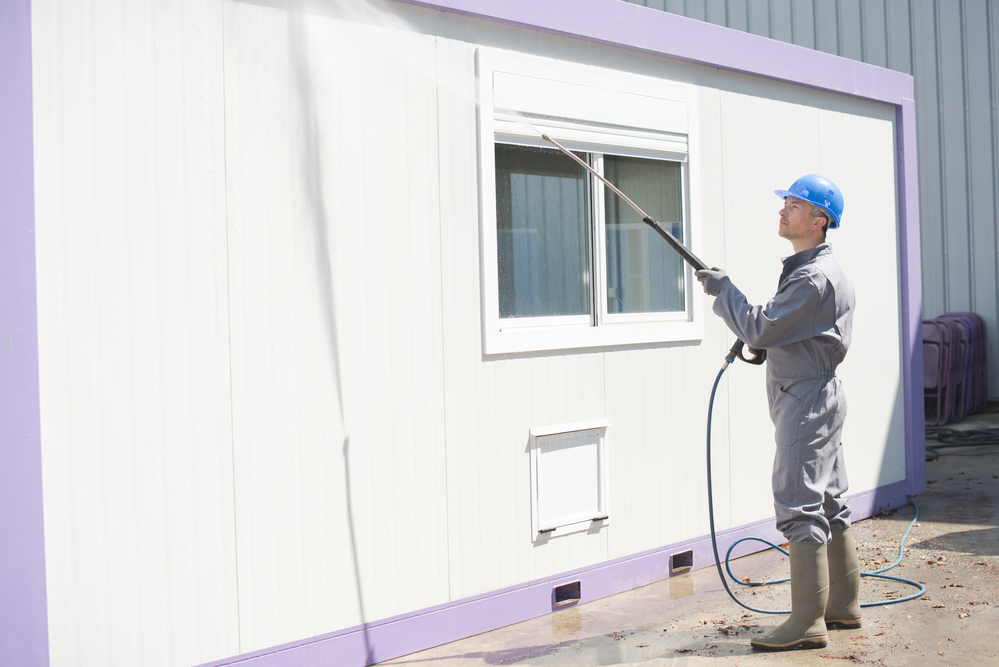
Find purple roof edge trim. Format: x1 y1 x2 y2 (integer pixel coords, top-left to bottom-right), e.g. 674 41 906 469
0 1 50 666
396 0 914 103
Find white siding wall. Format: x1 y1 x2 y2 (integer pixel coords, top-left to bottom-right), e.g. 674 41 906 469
221 1 451 651
32 1 906 665
32 1 238 666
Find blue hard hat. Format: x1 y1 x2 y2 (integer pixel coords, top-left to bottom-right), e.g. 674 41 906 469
774 174 844 229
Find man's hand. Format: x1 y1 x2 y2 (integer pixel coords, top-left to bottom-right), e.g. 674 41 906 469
695 268 730 296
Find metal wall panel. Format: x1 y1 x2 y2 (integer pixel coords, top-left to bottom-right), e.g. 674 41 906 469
770 0 794 42
221 1 450 651
885 0 912 75
31 1 239 665
727 0 749 32
965 0 999 393
938 5 974 313
747 0 771 37
838 0 865 61
910 2 947 318
862 0 889 68
623 0 999 398
705 0 728 26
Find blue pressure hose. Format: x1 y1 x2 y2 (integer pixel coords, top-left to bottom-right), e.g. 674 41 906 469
705 352 926 615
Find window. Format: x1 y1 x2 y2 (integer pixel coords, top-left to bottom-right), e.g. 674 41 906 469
477 51 704 354
495 145 686 321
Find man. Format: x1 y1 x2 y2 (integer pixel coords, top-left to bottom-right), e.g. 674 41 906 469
695 174 860 652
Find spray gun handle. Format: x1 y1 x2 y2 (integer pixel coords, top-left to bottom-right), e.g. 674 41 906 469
729 339 767 365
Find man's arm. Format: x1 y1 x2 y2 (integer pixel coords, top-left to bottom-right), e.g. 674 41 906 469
710 272 821 349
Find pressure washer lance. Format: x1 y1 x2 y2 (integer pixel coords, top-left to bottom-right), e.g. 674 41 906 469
542 133 925 613
540 133 765 365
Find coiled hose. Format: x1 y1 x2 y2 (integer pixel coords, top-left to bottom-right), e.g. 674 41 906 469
705 356 926 614
925 426 999 461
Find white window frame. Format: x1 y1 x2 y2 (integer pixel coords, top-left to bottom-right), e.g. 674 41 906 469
477 49 705 355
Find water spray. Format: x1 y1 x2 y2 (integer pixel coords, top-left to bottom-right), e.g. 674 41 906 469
541 133 764 366
540 134 710 273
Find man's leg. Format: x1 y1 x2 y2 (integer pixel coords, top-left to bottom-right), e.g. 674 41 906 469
757 438 833 651
760 391 854 652
825 527 862 629
750 543 830 651
823 445 861 628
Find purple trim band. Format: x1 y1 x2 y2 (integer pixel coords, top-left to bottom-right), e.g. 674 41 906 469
397 0 914 103
0 1 49 666
897 98 927 496
199 483 910 667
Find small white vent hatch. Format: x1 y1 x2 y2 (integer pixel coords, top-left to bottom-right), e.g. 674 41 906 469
530 419 609 539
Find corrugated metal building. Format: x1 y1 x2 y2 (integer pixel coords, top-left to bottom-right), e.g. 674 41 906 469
2 1 927 666
624 0 999 397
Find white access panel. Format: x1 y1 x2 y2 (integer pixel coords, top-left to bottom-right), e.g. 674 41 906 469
530 420 609 537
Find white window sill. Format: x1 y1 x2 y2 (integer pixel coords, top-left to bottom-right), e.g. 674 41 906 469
484 319 704 355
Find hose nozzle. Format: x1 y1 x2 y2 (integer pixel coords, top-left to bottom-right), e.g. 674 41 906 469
729 339 767 365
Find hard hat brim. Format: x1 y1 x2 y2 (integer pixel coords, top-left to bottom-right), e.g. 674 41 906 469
774 189 840 228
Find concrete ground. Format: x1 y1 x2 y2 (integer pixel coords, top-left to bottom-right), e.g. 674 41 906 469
378 409 999 667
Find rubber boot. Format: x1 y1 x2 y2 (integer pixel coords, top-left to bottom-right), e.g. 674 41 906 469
825 527 862 629
751 543 829 652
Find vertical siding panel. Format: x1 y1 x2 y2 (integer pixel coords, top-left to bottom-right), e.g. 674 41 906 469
831 108 907 488
436 15 496 597
770 0 794 43
34 0 237 665
963 0 999 393
938 2 973 311
713 89 747 532
886 0 913 74
861 0 889 68
790 0 816 49
747 0 771 37
991 1 999 393
676 84 726 543
606 348 672 555
434 19 478 613
725 0 749 32
685 0 709 23
713 87 792 528
705 0 728 26
911 1 946 319
838 0 864 61
224 2 450 651
813 0 840 54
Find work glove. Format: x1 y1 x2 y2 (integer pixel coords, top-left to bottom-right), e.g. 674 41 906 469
695 268 729 296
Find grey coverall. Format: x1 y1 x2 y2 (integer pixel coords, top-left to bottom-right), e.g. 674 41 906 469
712 243 855 544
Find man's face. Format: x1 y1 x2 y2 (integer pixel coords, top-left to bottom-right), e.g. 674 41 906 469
778 196 820 241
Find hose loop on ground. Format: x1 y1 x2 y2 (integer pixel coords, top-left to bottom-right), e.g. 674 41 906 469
706 361 926 615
